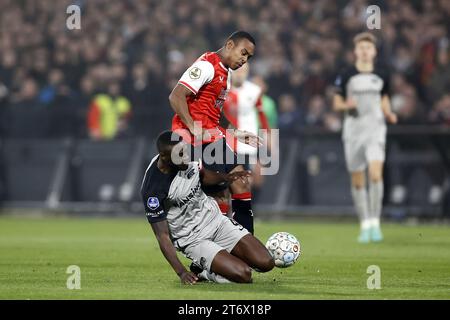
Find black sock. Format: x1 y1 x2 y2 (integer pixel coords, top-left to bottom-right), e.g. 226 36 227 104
232 197 254 234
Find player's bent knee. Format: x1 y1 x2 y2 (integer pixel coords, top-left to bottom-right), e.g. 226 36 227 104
351 182 365 190
256 256 275 273
350 172 365 189
239 265 253 283
369 171 382 183
370 175 382 183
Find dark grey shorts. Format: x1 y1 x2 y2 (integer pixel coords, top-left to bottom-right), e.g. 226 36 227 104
182 214 249 272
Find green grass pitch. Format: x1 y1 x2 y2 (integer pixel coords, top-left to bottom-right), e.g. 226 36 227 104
0 216 449 299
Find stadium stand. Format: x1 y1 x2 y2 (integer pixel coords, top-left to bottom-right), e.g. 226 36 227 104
0 0 449 217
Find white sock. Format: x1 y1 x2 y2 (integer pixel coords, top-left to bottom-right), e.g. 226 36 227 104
369 180 383 228
351 187 370 230
199 270 231 284
368 217 380 228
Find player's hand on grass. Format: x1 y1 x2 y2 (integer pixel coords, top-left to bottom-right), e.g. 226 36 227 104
234 129 263 148
179 270 198 285
386 112 398 124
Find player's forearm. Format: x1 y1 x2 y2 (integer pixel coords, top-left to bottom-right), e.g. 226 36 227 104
169 90 195 132
381 95 392 116
333 95 349 112
157 236 187 276
152 221 187 276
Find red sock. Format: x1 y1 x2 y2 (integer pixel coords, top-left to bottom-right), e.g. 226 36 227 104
231 192 252 201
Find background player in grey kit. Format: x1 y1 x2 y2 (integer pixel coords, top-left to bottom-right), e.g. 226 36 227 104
140 131 274 284
333 32 398 243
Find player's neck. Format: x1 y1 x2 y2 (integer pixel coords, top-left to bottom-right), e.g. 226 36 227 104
157 157 174 175
216 48 229 68
355 61 374 73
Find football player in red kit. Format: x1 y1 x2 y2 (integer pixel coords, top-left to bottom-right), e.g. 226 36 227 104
223 63 271 202
169 31 260 236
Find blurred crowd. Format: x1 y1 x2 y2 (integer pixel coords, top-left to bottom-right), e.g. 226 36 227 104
0 0 449 139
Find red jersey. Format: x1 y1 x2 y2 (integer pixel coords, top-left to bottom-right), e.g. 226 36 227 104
172 52 232 144
223 80 269 154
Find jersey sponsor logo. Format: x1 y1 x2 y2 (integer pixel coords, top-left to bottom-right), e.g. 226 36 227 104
214 99 225 110
147 197 160 210
218 88 228 100
351 89 381 95
189 67 201 79
174 182 201 208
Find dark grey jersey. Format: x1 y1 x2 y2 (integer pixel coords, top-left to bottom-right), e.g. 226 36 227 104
140 155 221 248
335 66 390 143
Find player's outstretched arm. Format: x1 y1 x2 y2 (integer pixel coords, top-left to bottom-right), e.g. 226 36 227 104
169 84 197 135
200 167 251 186
150 219 198 285
220 109 263 148
381 95 398 124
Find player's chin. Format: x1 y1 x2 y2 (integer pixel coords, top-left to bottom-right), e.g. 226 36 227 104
231 63 243 70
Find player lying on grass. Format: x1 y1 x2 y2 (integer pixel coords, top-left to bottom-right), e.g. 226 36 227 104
140 131 275 284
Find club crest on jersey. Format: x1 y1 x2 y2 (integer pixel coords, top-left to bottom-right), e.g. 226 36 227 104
147 197 160 210
189 67 201 79
335 76 342 86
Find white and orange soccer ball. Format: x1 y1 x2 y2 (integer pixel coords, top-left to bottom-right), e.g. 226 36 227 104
265 232 301 268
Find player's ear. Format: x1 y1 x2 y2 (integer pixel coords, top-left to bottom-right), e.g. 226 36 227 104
226 39 235 50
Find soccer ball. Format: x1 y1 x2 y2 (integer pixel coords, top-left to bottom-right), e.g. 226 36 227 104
265 232 301 268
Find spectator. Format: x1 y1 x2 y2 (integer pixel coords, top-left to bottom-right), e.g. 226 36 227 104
277 94 302 131
0 0 448 138
427 46 450 104
429 94 450 126
251 76 278 130
305 95 326 127
87 82 132 140
38 69 71 106
392 85 426 125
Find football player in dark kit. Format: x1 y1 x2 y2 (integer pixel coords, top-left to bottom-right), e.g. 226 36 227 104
140 131 274 284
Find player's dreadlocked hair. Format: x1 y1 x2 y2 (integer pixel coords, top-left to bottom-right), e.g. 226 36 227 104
227 30 256 46
156 130 183 152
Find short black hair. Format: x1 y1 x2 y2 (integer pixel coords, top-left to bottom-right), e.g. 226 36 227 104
227 30 256 46
156 130 182 152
